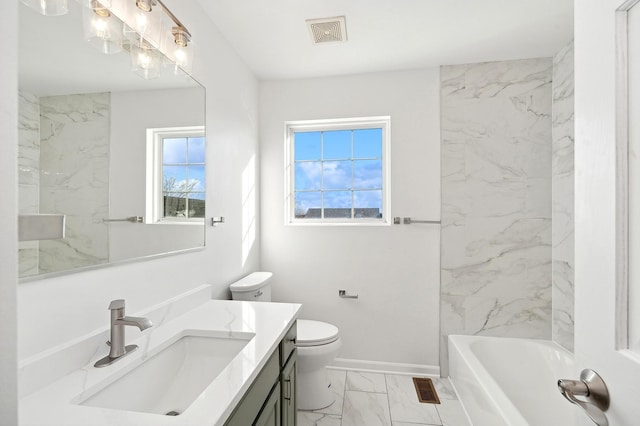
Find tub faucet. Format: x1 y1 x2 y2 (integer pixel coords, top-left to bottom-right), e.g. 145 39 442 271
94 299 153 368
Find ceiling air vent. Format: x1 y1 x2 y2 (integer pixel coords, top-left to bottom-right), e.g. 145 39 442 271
306 16 347 44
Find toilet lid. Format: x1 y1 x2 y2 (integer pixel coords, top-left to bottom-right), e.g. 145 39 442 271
229 272 273 292
296 319 339 347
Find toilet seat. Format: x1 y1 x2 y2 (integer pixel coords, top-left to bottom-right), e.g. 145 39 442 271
296 319 339 347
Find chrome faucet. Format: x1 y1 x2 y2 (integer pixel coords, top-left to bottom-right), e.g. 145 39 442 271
94 299 153 368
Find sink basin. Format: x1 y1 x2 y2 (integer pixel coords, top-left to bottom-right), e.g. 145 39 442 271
78 331 254 416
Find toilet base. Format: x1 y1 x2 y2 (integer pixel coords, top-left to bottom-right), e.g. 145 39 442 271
297 367 335 411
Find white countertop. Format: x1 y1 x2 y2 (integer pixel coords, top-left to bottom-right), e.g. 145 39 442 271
19 299 301 425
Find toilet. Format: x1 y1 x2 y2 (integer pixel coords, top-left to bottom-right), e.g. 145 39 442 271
229 272 342 411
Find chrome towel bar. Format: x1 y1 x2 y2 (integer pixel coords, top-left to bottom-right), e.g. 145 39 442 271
103 216 143 223
403 217 441 225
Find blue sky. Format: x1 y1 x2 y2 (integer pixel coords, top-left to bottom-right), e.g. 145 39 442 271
294 129 383 216
163 137 206 200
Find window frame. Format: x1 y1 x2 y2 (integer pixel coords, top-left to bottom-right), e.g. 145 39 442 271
284 116 391 226
145 126 206 225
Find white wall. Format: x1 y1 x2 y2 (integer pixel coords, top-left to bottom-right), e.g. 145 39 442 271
0 0 18 421
260 69 441 369
17 0 260 360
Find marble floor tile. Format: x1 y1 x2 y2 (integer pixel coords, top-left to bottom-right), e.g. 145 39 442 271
436 399 471 426
297 369 469 426
341 391 391 426
298 411 342 426
311 369 346 416
345 371 387 393
385 374 442 425
431 377 458 401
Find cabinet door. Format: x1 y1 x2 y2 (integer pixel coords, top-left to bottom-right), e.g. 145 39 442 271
254 382 281 426
225 349 280 426
281 349 297 426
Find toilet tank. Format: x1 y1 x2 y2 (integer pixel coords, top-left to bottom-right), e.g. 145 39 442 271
229 272 273 301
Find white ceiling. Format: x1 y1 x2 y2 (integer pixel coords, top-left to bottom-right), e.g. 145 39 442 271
196 0 574 81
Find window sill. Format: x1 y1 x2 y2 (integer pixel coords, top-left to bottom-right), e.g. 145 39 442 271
286 219 391 227
148 220 205 226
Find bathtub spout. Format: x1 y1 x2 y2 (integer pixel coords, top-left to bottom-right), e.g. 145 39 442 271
557 379 589 397
557 369 609 426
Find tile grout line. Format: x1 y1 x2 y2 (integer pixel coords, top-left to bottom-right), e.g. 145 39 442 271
383 373 392 426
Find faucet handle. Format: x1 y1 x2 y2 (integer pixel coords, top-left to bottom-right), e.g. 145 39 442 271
108 299 125 310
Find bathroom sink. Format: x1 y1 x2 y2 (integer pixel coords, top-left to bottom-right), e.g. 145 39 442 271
78 331 254 416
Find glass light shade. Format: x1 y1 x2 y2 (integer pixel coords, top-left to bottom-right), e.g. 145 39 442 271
82 2 124 54
172 43 193 73
163 37 193 75
21 0 68 16
159 22 194 75
122 0 163 48
130 42 161 79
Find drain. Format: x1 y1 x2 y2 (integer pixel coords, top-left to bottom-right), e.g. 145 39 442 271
412 377 441 404
165 410 181 416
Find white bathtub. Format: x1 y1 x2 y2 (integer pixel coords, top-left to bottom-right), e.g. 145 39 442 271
448 335 576 426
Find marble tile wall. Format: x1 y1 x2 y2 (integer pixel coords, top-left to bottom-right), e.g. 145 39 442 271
551 41 575 352
440 58 553 376
38 93 110 274
18 91 40 277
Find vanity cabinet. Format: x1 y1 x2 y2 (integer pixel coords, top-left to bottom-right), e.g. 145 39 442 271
280 351 297 426
254 382 281 426
224 322 297 426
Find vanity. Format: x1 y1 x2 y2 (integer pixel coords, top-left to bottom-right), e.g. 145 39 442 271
19 292 301 426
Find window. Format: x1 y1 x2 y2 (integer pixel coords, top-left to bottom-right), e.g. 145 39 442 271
146 126 205 223
285 117 390 225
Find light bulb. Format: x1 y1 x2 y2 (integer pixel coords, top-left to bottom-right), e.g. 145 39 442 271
92 17 109 39
174 46 188 66
131 42 161 79
135 11 148 34
137 51 151 69
82 1 122 54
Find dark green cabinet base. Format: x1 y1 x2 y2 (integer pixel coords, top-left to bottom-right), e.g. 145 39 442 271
224 322 297 426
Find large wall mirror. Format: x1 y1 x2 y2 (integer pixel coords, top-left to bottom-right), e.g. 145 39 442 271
18 0 206 280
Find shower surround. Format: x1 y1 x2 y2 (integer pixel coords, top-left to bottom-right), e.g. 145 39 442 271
440 58 553 375
17 91 110 277
551 41 575 352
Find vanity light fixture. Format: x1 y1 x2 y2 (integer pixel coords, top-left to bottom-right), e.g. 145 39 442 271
106 0 195 77
167 25 193 74
135 0 154 12
130 39 162 79
123 0 163 45
21 0 69 16
82 0 124 54
21 0 195 78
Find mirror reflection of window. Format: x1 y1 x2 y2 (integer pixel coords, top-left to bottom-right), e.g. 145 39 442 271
147 126 205 224
162 135 206 219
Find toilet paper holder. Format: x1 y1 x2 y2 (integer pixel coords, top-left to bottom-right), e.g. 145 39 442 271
338 290 359 299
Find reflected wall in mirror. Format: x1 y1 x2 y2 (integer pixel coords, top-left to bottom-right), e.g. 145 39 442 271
18 0 206 280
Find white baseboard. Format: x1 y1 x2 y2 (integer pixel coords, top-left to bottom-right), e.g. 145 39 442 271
329 357 440 377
